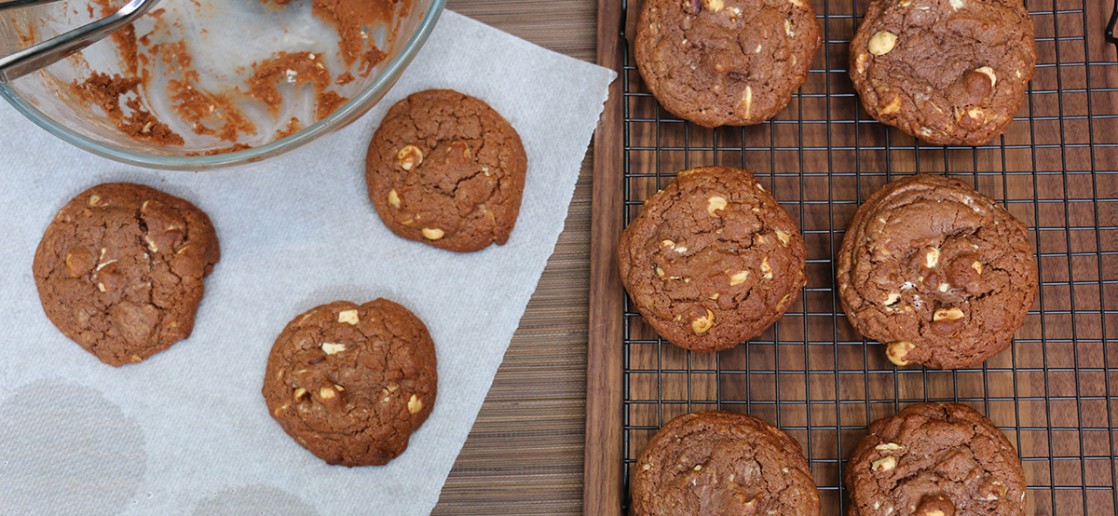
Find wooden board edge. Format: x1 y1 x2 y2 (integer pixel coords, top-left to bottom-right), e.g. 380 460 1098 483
583 1 625 515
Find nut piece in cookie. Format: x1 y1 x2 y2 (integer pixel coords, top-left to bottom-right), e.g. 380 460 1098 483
848 0 1036 145
846 403 1026 515
631 411 820 515
262 299 437 466
32 183 220 367
836 175 1037 369
634 0 822 127
366 89 528 253
618 166 807 352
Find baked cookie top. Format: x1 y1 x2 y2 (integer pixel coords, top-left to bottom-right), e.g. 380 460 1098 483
366 89 527 253
635 0 822 127
631 411 820 515
850 0 1035 145
847 402 1027 515
836 175 1037 369
262 299 437 467
618 166 807 352
32 183 220 367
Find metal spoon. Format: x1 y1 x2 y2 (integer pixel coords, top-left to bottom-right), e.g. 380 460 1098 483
0 0 161 83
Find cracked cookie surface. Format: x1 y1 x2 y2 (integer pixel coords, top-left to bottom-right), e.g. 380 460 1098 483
635 0 822 127
836 175 1037 369
847 402 1026 515
618 166 807 352
632 411 820 515
262 299 437 467
32 183 220 367
366 89 527 253
850 0 1035 145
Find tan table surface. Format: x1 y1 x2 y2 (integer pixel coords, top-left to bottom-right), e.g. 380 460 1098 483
435 2 597 514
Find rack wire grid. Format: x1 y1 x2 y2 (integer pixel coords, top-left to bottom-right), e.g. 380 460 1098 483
616 0 1118 513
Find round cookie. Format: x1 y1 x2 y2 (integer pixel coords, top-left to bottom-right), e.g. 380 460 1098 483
849 0 1035 145
631 411 820 515
366 89 527 253
32 183 220 367
847 403 1026 515
635 0 822 127
836 175 1037 369
618 166 807 352
262 299 437 466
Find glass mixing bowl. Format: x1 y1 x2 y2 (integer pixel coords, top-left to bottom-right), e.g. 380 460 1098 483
0 0 446 170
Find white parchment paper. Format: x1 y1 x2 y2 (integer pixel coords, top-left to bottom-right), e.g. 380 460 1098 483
0 11 615 515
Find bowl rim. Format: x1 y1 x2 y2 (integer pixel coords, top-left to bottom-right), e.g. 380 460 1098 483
0 0 447 171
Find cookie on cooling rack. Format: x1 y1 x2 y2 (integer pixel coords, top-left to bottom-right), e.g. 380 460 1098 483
33 183 220 367
836 175 1037 369
847 402 1026 515
366 89 527 253
634 0 822 127
618 166 806 352
632 411 820 515
263 299 437 466
849 0 1036 145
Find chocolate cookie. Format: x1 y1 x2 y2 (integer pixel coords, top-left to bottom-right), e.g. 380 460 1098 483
262 299 437 466
836 175 1037 369
635 0 822 127
366 89 527 253
32 183 220 367
632 411 820 515
618 166 807 352
850 0 1035 145
847 403 1026 515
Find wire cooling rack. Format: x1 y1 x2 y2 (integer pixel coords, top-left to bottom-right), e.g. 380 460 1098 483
615 0 1118 513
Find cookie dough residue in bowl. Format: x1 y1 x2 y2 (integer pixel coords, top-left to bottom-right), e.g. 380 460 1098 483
58 0 404 154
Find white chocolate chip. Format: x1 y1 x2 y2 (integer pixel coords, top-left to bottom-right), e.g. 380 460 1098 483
321 342 346 355
868 31 897 56
754 43 763 53
88 194 102 207
292 387 307 401
880 95 902 115
949 0 964 8
871 456 896 472
337 309 359 325
887 341 914 366
388 189 401 209
972 261 984 274
422 227 445 240
729 270 750 286
882 292 901 306
938 283 951 293
933 307 965 321
784 19 795 37
775 230 791 246
760 257 773 280
691 309 716 334
397 145 423 171
855 53 870 74
739 85 753 118
925 247 940 268
693 464 702 471
642 463 651 471
875 443 903 451
656 267 667 279
319 385 336 400
975 66 997 88
707 196 728 217
97 282 106 293
408 394 424 414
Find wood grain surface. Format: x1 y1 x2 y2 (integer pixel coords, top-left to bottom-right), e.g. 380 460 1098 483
437 0 1118 514
434 2 597 514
